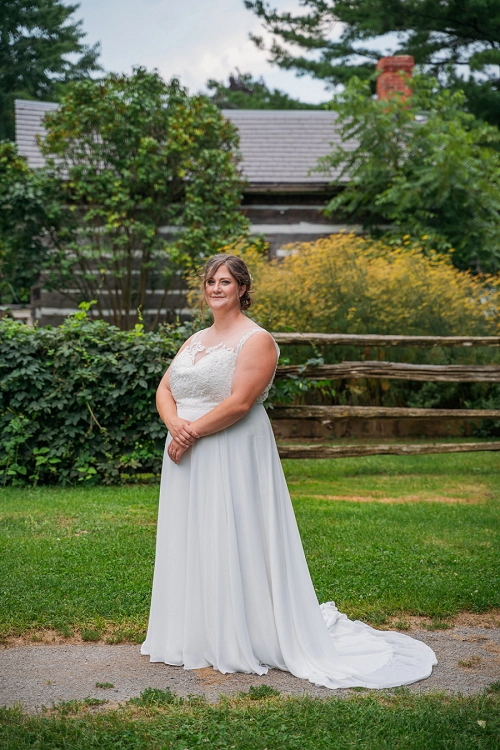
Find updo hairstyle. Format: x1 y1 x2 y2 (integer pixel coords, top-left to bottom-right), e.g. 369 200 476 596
200 254 253 312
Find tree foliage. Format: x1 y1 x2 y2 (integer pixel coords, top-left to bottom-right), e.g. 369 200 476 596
36 68 248 329
0 141 61 304
246 0 500 125
318 75 500 272
0 0 100 140
207 70 321 109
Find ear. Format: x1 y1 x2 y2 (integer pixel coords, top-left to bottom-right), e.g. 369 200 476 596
239 285 246 297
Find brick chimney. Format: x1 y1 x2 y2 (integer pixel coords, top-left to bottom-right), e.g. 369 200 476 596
376 56 414 99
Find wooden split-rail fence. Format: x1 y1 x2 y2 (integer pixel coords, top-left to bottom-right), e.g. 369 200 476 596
271 333 500 459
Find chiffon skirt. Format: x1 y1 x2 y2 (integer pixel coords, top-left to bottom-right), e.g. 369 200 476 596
141 403 437 689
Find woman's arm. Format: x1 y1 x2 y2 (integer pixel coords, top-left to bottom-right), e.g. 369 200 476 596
157 340 200 448
189 331 278 438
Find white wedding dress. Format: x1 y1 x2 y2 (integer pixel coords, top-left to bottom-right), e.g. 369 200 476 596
141 327 437 689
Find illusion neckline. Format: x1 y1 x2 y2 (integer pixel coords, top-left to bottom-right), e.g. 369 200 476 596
186 327 263 367
188 341 235 367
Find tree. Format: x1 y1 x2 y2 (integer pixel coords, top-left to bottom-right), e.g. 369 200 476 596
38 68 248 330
207 70 321 109
318 75 500 272
246 0 500 126
0 0 101 140
0 141 61 304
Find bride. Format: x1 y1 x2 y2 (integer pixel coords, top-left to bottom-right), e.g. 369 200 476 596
141 253 437 689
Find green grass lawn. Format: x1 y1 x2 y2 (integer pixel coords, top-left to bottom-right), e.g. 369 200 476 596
0 451 499 639
1 687 500 750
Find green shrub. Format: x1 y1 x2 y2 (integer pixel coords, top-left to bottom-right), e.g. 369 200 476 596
0 306 194 486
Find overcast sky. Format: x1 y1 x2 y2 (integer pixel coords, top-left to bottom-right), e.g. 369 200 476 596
75 0 340 103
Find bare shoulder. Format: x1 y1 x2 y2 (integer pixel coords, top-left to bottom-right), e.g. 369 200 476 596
238 328 278 363
249 327 277 346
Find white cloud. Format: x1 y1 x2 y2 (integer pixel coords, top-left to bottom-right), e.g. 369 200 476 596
76 0 335 102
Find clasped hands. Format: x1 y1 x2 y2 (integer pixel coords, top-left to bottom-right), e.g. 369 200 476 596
167 417 200 464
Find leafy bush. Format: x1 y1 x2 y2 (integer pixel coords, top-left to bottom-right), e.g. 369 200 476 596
0 306 195 486
242 233 500 335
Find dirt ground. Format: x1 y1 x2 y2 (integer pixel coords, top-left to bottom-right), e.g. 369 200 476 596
1 622 499 712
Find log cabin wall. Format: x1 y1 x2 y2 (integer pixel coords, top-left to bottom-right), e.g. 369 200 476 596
227 109 358 257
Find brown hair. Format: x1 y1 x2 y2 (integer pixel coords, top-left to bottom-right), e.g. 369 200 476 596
199 254 253 312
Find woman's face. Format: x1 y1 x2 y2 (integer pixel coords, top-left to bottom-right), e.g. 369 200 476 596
205 264 244 313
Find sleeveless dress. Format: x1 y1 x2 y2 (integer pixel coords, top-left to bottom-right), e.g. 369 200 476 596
141 327 437 689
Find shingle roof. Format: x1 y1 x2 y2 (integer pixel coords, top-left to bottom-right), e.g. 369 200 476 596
221 109 350 184
15 100 351 184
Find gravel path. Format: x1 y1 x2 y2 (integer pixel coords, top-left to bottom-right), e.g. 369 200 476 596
1 626 499 712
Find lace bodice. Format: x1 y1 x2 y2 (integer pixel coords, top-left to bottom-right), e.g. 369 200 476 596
169 328 279 411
